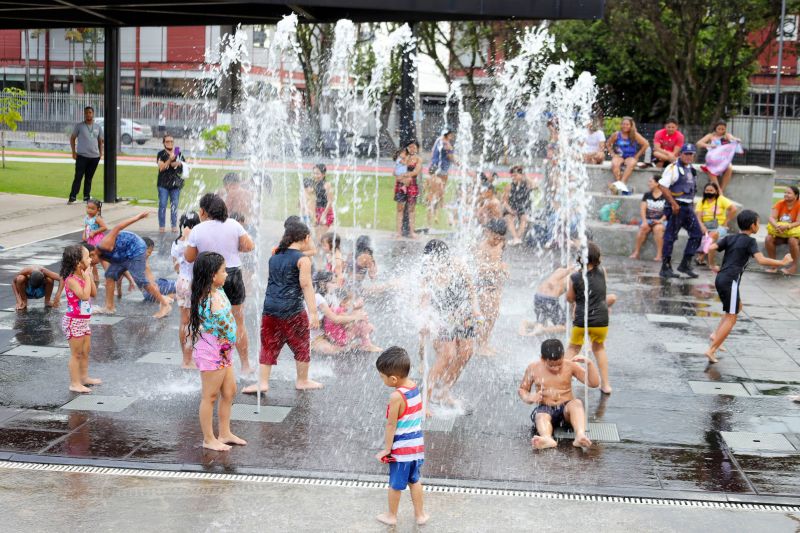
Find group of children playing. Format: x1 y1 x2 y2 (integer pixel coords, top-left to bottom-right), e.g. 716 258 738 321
8 161 800 527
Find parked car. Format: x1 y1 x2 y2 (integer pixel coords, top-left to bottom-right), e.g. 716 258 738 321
94 118 153 145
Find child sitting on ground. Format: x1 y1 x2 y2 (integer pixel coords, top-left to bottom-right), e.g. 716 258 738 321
520 265 617 337
518 338 599 450
476 218 509 357
11 266 63 310
309 271 368 355
374 346 429 526
519 266 572 337
324 287 381 352
704 209 792 363
60 243 99 393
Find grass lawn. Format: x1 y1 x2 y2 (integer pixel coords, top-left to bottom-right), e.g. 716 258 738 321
0 161 447 232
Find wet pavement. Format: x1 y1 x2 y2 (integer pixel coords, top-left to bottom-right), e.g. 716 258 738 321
1 226 800 505
2 466 798 532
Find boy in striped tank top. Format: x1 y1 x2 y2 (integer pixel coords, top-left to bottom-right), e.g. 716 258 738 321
375 347 429 526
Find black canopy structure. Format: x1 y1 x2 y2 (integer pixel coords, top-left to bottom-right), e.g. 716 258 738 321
1 1 605 202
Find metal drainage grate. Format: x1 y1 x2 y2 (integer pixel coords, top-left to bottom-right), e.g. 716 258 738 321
721 432 796 453
424 417 457 432
646 314 689 325
229 404 291 423
1 460 795 512
3 345 67 358
61 395 137 413
664 342 708 354
554 423 620 442
136 352 181 365
688 381 751 397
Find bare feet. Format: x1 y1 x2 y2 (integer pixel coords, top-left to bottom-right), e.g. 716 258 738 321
628 252 639 260
94 307 115 315
573 433 593 448
153 302 172 319
240 364 254 375
781 267 797 276
710 265 720 273
416 512 430 526
765 268 778 274
600 386 613 395
69 384 92 393
653 255 662 262
376 513 397 526
83 377 102 385
704 349 719 364
296 379 323 390
159 227 166 233
181 362 196 370
14 301 26 311
241 383 269 395
202 439 232 452
219 433 247 446
531 435 557 450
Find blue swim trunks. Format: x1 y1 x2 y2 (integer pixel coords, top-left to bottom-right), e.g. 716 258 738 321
530 403 572 436
25 284 45 300
388 459 423 491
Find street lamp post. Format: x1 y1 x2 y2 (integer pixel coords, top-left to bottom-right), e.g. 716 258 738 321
769 0 787 169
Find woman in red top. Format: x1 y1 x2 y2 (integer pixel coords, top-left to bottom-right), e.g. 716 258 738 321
765 185 800 275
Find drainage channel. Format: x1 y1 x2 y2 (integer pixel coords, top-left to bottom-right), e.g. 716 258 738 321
1 460 798 512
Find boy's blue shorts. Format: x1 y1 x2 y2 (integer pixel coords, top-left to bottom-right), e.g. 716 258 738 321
388 459 423 490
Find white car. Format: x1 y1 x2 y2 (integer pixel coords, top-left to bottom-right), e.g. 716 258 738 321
94 118 152 145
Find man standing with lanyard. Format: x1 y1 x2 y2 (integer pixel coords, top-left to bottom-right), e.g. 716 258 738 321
68 106 103 204
658 143 703 279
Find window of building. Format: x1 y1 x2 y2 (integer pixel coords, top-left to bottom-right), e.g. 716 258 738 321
741 91 800 117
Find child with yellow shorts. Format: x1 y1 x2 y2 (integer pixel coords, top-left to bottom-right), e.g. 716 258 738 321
566 242 615 395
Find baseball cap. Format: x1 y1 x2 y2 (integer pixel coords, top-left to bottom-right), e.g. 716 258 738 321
681 143 697 154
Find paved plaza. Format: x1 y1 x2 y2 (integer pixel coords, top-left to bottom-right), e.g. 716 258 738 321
1 220 799 509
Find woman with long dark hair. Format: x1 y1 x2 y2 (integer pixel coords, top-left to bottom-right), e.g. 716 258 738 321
420 239 481 414
185 193 255 373
188 251 246 451
242 221 321 395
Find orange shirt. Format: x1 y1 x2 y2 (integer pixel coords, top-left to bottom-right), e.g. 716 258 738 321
774 200 800 224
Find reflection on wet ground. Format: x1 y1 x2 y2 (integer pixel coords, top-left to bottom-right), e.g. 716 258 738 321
1 228 799 501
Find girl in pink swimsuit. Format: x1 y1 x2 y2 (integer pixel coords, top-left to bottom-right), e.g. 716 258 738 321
60 243 99 393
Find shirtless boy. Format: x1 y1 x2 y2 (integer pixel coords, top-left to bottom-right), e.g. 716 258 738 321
11 266 63 310
518 338 599 449
476 218 509 356
519 266 572 336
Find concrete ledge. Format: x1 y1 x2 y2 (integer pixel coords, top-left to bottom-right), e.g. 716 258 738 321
585 163 775 222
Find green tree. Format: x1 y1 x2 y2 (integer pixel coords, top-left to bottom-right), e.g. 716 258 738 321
0 87 27 168
553 0 795 127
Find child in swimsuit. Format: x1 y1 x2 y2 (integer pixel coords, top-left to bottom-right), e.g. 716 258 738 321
60 244 99 393
518 339 599 450
188 251 247 452
476 218 509 357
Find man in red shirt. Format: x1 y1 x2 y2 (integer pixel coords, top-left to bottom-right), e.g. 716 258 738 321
652 117 685 168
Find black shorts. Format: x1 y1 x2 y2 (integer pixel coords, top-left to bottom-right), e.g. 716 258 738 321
438 322 475 341
224 267 246 306
530 403 571 436
715 275 742 315
534 294 565 326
